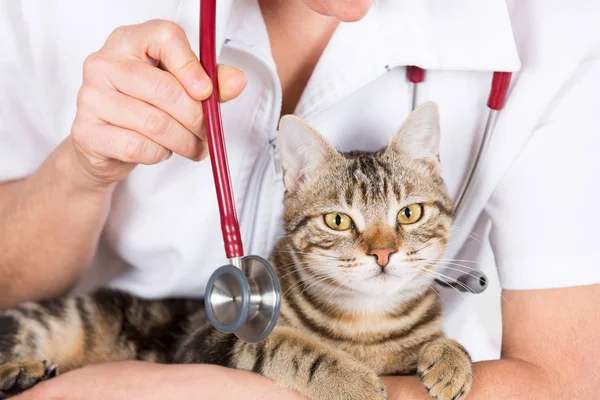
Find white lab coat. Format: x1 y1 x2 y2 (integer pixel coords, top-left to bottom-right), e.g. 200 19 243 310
1 0 598 362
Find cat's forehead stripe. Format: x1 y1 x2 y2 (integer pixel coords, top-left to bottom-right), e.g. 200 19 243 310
343 153 392 203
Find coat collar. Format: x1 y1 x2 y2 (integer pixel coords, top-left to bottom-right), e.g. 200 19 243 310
218 0 521 71
207 0 521 116
374 0 521 72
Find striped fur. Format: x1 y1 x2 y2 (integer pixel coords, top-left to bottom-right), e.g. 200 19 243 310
0 105 472 400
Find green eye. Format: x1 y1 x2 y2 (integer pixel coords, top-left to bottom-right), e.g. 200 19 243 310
324 212 354 231
397 204 423 224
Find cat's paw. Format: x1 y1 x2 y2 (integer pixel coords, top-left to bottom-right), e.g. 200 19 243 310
417 339 472 400
0 360 58 399
338 365 388 400
310 357 387 400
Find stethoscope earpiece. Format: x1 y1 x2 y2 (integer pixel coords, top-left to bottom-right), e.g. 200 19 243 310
408 66 510 296
435 270 488 294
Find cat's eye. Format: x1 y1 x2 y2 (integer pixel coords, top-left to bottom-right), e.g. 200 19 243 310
324 212 354 231
397 204 423 225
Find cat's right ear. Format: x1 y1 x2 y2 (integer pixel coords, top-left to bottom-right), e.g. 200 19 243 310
277 115 340 192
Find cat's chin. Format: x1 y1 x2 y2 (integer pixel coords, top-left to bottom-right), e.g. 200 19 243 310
338 269 432 299
327 275 433 314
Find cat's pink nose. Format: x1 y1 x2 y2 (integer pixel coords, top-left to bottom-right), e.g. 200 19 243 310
369 248 396 268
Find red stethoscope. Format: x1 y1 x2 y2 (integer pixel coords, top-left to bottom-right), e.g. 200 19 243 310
200 1 511 342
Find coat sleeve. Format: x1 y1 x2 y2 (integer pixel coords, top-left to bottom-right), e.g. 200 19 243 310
0 1 53 182
486 58 600 290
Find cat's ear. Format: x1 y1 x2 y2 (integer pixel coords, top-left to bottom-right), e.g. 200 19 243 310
387 101 441 172
277 115 340 191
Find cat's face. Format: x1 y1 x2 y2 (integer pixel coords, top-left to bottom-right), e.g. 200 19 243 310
277 103 453 310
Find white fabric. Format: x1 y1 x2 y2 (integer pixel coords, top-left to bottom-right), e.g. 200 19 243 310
1 0 599 362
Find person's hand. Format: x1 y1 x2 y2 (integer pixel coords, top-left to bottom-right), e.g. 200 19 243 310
67 19 247 189
13 361 306 400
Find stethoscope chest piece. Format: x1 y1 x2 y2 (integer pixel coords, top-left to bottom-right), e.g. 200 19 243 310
205 255 281 343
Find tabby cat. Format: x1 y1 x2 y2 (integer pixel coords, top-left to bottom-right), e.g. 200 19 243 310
0 102 472 400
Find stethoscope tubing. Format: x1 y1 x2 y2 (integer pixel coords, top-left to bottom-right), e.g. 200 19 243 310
408 67 512 293
407 67 512 215
199 0 244 263
199 7 511 333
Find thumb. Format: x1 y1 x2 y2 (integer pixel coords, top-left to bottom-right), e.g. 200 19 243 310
216 65 247 103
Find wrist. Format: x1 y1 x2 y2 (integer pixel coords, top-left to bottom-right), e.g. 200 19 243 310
53 136 118 195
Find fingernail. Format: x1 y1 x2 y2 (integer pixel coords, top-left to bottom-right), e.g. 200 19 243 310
191 77 212 98
232 72 247 91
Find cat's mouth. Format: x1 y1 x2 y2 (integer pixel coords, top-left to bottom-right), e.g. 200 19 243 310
374 271 392 282
364 263 421 282
369 269 395 280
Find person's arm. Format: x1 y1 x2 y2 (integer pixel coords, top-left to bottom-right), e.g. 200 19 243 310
15 361 306 400
15 286 596 400
0 139 115 308
384 57 600 399
382 285 600 399
0 20 246 308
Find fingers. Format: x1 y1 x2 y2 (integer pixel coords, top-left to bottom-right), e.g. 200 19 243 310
84 58 245 141
86 55 204 138
79 86 207 161
73 119 172 166
70 19 247 187
103 20 247 103
104 20 211 101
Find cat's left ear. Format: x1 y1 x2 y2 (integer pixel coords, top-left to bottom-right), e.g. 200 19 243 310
277 115 340 192
387 101 441 172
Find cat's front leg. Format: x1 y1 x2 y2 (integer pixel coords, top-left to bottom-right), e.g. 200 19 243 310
0 303 65 399
235 326 387 400
417 338 473 400
0 361 57 399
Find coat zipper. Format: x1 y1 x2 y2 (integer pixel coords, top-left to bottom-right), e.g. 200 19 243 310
225 40 283 255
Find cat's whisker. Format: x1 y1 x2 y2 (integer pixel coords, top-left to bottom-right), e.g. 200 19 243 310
418 261 482 274
296 275 340 298
432 265 512 307
413 235 470 255
277 265 315 280
299 276 337 296
427 283 445 304
423 267 510 306
282 267 333 283
277 258 321 268
426 258 480 264
429 263 488 281
448 225 482 237
272 233 295 239
449 228 483 245
282 270 338 297
422 260 483 273
412 236 447 254
422 267 475 291
283 276 327 298
417 261 512 306
430 264 512 306
277 262 343 277
417 268 467 298
277 259 332 273
277 263 333 282
320 280 347 309
271 250 339 260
